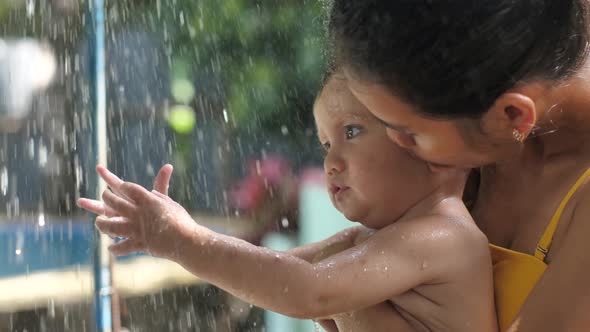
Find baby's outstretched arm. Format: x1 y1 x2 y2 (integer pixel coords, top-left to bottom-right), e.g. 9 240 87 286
78 167 485 320
286 226 365 263
172 214 478 319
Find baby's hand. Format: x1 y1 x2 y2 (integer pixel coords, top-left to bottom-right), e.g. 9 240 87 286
78 167 200 259
98 183 199 258
77 164 173 218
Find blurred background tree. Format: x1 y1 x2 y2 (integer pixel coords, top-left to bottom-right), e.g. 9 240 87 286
108 0 325 137
0 0 327 218
104 0 327 219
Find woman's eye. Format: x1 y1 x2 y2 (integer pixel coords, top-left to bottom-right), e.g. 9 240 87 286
400 133 416 145
345 125 361 139
322 142 331 151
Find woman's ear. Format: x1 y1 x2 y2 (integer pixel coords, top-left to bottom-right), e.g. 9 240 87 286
479 86 542 142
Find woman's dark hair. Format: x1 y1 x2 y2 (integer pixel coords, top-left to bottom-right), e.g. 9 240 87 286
328 0 590 118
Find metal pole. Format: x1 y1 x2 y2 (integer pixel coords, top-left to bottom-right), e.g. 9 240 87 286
88 0 113 331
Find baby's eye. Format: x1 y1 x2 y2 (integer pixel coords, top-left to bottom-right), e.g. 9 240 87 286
345 125 362 139
321 142 331 151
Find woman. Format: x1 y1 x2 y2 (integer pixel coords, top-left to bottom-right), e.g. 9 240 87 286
327 1 590 331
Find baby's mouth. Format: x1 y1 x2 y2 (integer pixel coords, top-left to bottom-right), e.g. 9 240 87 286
329 184 350 196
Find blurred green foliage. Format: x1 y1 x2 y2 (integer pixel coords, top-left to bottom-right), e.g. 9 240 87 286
0 4 10 19
116 0 327 137
2 0 326 140
195 0 324 135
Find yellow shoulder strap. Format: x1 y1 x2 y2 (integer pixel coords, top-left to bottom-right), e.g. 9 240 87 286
535 168 590 261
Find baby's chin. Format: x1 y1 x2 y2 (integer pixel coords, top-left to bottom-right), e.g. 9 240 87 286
338 209 376 228
333 204 361 221
333 199 399 228
340 209 401 230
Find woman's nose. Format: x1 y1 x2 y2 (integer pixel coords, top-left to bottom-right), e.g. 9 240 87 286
386 129 416 149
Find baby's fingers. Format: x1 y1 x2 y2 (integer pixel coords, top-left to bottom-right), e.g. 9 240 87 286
96 165 127 198
102 190 136 216
120 181 154 204
108 238 144 256
77 198 118 217
153 164 173 195
95 216 136 238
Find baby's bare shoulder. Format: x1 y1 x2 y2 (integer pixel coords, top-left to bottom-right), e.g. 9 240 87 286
370 214 490 278
379 212 486 247
431 214 490 264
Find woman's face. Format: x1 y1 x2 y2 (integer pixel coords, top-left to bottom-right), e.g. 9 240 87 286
346 75 506 169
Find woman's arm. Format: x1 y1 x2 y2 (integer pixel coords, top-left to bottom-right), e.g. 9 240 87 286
506 191 590 331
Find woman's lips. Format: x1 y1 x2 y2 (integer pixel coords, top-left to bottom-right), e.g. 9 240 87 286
427 161 455 172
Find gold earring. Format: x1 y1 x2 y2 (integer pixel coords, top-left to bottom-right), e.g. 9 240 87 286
512 129 525 142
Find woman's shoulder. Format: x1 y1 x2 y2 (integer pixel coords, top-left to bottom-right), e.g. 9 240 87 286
549 167 590 258
508 184 590 331
563 183 590 248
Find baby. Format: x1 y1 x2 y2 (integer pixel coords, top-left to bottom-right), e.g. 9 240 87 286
78 74 497 332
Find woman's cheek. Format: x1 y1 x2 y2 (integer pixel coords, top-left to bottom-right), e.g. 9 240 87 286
415 136 436 152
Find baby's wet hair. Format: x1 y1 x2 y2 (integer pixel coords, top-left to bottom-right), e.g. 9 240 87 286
315 62 347 104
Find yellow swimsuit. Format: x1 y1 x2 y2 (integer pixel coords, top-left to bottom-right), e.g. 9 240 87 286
490 168 590 331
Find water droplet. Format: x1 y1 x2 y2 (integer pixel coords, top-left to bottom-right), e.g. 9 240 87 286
314 321 321 332
0 167 7 196
28 138 35 159
48 299 55 318
421 261 429 270
281 217 289 228
281 125 289 135
38 143 47 167
223 108 229 123
26 0 35 18
179 11 185 26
